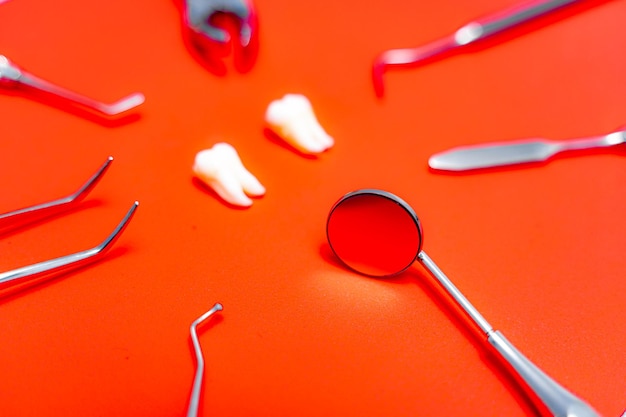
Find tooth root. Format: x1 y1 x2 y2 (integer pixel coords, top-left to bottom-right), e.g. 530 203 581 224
265 94 334 155
211 167 253 207
237 167 266 197
193 142 265 207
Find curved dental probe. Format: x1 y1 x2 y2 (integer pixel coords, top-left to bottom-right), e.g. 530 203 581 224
0 55 145 116
0 156 114 233
0 157 138 294
372 0 584 97
0 201 139 294
187 303 223 417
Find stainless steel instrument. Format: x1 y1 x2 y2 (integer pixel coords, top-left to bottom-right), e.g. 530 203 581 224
429 128 626 171
326 189 601 417
373 0 586 96
0 157 139 295
187 303 223 417
0 55 144 116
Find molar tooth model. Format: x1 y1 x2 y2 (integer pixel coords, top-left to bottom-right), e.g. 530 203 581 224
193 142 265 207
265 94 334 155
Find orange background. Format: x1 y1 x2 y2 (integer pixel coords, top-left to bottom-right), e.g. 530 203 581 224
0 0 624 416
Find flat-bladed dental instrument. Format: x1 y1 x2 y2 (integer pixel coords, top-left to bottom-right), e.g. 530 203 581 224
429 127 626 171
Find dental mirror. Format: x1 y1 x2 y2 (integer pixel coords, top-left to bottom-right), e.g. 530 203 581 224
326 189 422 277
326 189 600 417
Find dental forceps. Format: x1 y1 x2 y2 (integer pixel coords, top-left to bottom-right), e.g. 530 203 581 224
372 0 586 96
187 303 223 417
182 0 258 71
0 55 145 116
0 157 139 294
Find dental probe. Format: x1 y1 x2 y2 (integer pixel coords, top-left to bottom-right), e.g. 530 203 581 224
0 157 138 295
187 303 223 417
372 0 585 96
0 55 144 116
0 202 138 293
0 157 113 233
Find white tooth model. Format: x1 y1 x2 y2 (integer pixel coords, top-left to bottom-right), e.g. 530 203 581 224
193 143 265 207
265 94 334 155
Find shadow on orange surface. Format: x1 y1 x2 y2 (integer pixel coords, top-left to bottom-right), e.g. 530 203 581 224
263 128 323 160
191 177 261 210
0 199 104 238
184 310 225 415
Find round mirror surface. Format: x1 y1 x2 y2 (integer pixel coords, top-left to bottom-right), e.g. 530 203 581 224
326 189 423 277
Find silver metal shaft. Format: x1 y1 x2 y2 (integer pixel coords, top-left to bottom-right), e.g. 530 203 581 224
187 303 223 417
416 251 600 417
0 202 138 292
0 157 113 232
373 0 585 96
417 251 493 334
0 55 144 116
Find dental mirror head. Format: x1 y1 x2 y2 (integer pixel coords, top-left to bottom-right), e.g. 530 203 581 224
326 189 423 277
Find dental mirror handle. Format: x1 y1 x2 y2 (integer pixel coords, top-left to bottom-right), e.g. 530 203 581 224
488 331 600 417
417 252 600 417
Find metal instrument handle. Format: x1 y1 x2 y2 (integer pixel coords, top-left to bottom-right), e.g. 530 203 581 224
464 0 581 42
488 330 600 417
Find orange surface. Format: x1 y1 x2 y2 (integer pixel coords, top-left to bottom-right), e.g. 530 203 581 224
0 0 625 416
